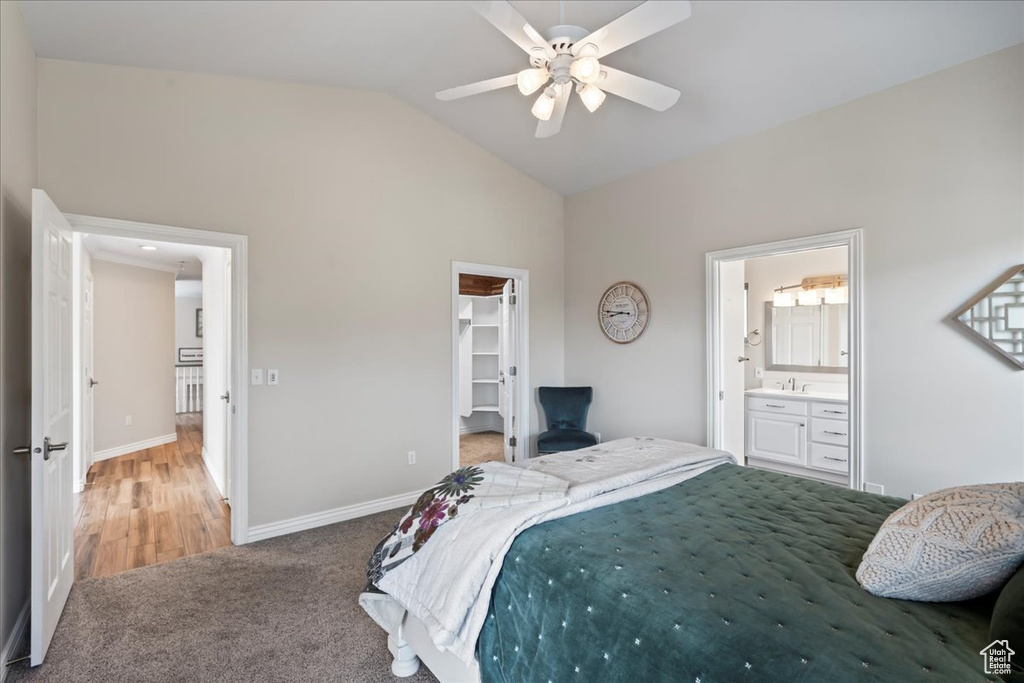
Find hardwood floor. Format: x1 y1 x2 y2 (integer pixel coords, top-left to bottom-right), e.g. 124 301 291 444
74 413 231 579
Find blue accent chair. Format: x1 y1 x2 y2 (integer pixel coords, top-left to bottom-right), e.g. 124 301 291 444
537 386 598 455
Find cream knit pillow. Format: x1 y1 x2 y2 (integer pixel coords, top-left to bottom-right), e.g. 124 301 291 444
857 482 1024 602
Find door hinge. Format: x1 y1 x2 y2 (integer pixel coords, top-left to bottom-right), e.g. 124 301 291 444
498 296 503 304
509 294 517 305
509 366 517 377
719 390 724 400
509 436 517 447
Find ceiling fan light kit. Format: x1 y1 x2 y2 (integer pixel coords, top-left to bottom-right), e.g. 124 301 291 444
436 1 692 138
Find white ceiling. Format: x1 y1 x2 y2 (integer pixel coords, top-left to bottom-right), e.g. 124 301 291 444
20 1 1024 194
83 233 205 280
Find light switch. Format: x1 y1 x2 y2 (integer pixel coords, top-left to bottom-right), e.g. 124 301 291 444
267 369 279 386
250 369 263 385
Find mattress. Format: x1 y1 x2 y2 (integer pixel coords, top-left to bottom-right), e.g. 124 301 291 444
477 464 999 682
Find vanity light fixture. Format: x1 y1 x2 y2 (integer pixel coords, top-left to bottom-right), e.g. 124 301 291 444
775 275 848 307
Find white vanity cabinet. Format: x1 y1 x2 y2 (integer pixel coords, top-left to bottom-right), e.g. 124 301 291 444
745 391 849 486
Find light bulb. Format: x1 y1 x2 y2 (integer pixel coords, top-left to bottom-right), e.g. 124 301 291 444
531 88 556 121
570 56 601 84
578 84 606 113
516 67 549 96
773 291 795 307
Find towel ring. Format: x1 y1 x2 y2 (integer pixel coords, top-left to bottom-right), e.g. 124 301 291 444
746 329 762 347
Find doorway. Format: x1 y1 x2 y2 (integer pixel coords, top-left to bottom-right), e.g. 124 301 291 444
451 262 529 470
71 233 233 579
706 230 863 490
28 195 249 665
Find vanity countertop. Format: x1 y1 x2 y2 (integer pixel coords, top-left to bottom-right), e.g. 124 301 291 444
745 388 848 402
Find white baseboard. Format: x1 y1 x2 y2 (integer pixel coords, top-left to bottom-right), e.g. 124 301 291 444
93 433 177 462
247 489 422 543
459 425 503 435
1 601 29 682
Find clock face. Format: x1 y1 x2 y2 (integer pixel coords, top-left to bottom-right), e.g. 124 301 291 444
599 282 650 344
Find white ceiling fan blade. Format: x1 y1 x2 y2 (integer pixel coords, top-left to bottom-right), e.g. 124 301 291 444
436 74 518 101
535 84 570 139
599 67 680 111
471 1 556 59
574 1 692 58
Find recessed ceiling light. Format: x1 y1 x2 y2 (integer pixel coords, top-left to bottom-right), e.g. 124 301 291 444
139 245 158 251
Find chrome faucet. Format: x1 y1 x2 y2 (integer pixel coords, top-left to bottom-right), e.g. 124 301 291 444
787 377 796 391
801 383 812 392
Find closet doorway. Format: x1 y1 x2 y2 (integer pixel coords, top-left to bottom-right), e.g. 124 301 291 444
451 262 529 469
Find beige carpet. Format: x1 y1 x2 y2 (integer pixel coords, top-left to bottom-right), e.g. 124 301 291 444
7 509 438 683
459 431 504 467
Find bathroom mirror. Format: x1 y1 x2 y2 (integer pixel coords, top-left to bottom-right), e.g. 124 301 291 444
764 302 849 372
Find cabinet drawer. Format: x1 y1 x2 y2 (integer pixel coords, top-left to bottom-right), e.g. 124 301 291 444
810 417 849 446
811 402 848 419
747 397 808 416
809 443 849 473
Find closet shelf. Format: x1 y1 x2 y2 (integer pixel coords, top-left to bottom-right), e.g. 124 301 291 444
472 352 499 356
473 405 500 412
473 379 499 384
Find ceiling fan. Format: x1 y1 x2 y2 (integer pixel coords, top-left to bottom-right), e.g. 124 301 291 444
436 0 692 138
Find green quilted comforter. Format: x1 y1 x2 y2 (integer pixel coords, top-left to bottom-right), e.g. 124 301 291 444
477 464 999 682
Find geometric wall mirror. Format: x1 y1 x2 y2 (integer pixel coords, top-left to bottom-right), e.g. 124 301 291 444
950 264 1024 369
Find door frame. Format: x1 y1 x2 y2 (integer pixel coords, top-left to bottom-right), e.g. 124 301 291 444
705 228 864 490
65 213 251 544
450 261 529 470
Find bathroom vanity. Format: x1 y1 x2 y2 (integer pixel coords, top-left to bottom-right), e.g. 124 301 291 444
745 388 850 486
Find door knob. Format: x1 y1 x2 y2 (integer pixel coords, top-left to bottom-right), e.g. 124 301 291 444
220 391 230 402
43 436 67 461
737 356 750 363
89 377 99 387
12 446 32 455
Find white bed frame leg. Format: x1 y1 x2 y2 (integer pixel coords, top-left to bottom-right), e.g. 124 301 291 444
388 631 421 677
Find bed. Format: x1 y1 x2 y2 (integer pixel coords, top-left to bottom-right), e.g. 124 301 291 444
360 439 1002 683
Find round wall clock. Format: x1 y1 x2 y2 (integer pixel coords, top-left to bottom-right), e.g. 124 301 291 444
598 281 651 344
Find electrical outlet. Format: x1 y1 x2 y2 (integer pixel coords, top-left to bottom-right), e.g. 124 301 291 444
125 415 132 426
407 451 416 465
267 369 279 386
754 366 764 379
250 369 263 385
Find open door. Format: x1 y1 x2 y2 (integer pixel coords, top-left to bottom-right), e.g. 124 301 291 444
720 260 746 461
30 189 76 665
499 279 517 463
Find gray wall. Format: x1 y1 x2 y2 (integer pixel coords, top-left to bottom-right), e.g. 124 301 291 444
36 59 566 528
91 260 176 454
0 0 36 661
564 45 1024 499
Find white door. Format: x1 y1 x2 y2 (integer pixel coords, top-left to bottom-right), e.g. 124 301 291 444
499 279 517 463
223 254 232 504
30 189 75 665
83 273 95 476
719 261 746 460
774 306 821 366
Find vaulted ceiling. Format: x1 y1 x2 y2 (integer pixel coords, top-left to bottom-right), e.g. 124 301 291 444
20 1 1024 194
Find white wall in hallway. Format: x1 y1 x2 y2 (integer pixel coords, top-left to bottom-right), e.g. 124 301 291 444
175 295 203 363
92 259 176 455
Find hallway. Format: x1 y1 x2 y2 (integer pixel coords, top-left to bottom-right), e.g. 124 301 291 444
73 414 231 579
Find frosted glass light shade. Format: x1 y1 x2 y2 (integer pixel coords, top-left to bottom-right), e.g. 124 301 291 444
824 286 849 304
570 56 601 84
578 84 606 112
773 291 795 307
517 68 549 96
798 289 822 306
532 89 556 121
